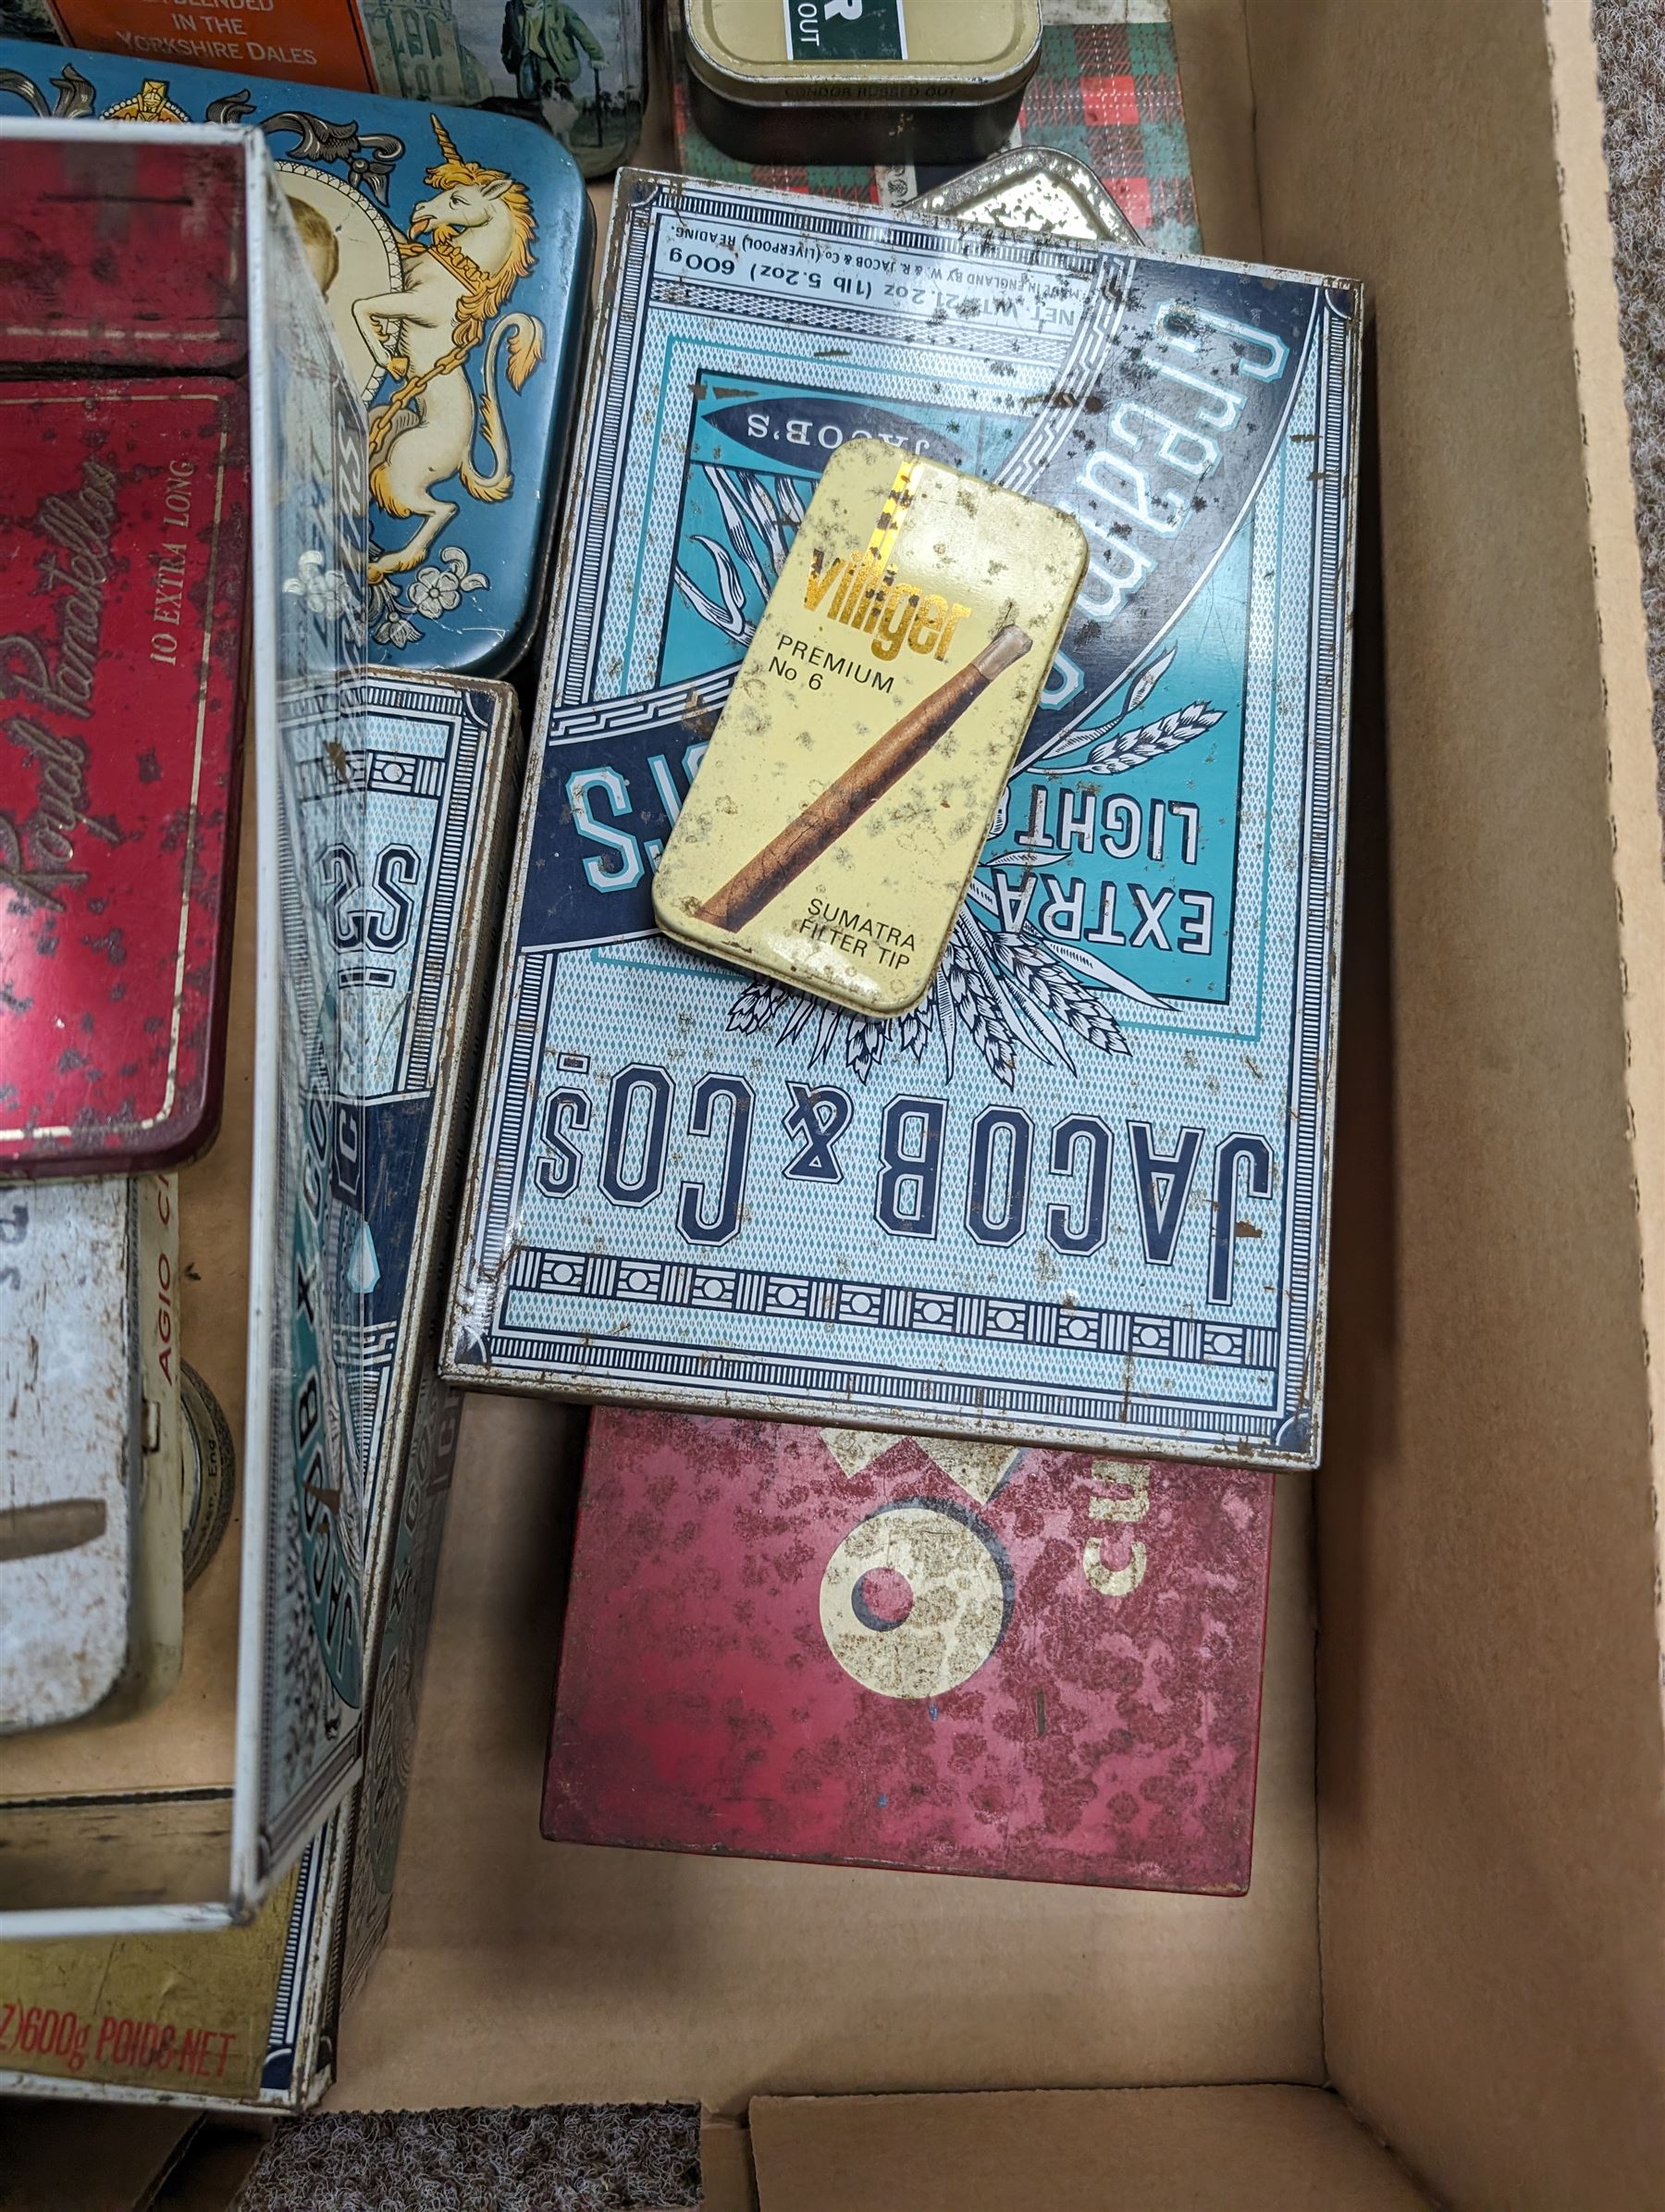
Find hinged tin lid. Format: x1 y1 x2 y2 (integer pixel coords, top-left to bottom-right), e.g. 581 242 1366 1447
684 0 1042 102
0 377 250 1178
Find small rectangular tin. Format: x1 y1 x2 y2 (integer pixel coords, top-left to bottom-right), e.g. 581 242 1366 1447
0 376 250 1178
912 143 1142 246
0 40 594 677
448 173 1362 1470
684 0 1042 167
0 1173 183 1735
547 1411 1275 1892
656 439 1086 1014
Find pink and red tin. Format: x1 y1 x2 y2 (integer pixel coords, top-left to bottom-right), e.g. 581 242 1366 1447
1 375 250 1176
547 1411 1276 1894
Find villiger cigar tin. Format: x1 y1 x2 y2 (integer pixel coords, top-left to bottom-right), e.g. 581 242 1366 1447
912 143 1142 247
683 0 1041 167
547 1411 1274 1892
655 439 1086 1016
448 172 1361 1471
0 40 592 677
0 375 250 1178
0 1173 183 1733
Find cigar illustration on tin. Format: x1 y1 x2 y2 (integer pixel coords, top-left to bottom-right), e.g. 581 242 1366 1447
693 620 1034 934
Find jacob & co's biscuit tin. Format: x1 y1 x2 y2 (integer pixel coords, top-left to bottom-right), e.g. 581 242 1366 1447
447 173 1362 1472
684 0 1041 167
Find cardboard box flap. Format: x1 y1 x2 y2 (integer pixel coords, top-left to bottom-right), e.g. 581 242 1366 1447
746 2088 1430 2211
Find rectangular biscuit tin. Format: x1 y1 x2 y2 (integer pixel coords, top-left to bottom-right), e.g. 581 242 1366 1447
684 0 1042 168
547 1410 1275 1892
0 40 594 678
0 117 370 1934
654 439 1087 1015
0 377 250 1178
0 1174 183 1734
448 172 1362 1471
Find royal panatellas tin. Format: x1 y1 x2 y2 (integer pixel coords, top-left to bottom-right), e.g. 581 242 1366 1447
683 0 1042 167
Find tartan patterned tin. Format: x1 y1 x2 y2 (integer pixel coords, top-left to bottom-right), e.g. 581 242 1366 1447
546 1410 1275 1892
0 40 593 677
446 172 1363 1469
0 377 250 1177
672 0 1201 258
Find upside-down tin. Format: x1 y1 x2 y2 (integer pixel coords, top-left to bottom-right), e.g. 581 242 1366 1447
0 40 593 678
547 1411 1275 1892
655 438 1087 1014
447 172 1363 1471
912 142 1142 247
684 0 1042 167
0 376 250 1178
0 1173 183 1734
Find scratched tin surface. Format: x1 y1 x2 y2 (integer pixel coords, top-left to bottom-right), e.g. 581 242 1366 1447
0 376 250 1177
357 0 647 179
0 41 592 677
547 1410 1272 1891
446 174 1361 1469
655 438 1087 1014
258 668 519 1881
0 1173 182 1734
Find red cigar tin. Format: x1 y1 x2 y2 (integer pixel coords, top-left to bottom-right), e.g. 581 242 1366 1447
0 377 251 1177
546 1411 1276 1894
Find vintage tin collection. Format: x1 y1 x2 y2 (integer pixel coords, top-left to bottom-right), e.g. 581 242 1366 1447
447 169 1362 1471
654 439 1088 1015
548 1411 1273 1890
0 1174 183 1734
0 39 594 677
683 0 1042 167
0 376 251 1178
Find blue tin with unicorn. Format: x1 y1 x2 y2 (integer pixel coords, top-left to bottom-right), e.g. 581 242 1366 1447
0 38 592 674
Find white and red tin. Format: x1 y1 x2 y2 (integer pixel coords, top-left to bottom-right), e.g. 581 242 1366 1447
547 1411 1275 1893
0 1173 183 1734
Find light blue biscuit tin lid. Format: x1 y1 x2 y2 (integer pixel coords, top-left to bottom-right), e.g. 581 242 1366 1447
0 38 593 676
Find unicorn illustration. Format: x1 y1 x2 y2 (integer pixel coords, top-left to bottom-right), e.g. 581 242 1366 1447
351 116 546 583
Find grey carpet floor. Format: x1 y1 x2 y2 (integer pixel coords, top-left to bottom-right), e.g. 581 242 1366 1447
232 7 1665 2204
233 2106 702 2211
1593 0 1665 850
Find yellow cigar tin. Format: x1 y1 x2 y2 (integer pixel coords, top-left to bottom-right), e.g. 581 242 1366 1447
654 437 1087 1017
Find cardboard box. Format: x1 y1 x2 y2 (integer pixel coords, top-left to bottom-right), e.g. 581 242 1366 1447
323 5 1665 2206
